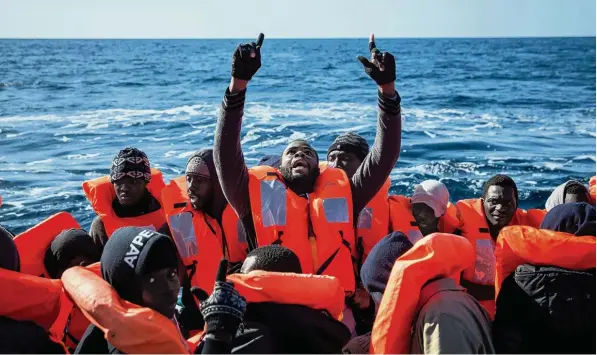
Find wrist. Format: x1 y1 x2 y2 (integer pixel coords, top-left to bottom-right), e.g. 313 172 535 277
378 82 396 97
229 77 248 93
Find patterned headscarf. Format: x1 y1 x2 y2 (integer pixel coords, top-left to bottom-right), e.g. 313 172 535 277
110 147 152 183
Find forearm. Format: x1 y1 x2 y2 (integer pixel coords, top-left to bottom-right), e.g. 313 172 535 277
351 88 401 215
213 83 252 219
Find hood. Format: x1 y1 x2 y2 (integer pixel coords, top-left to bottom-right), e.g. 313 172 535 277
187 148 228 220
545 180 586 212
360 232 413 305
100 227 179 305
540 202 596 236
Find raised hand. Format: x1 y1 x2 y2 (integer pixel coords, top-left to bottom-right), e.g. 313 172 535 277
357 34 396 87
231 33 265 81
196 259 247 337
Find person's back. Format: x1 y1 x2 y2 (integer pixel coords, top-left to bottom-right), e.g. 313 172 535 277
231 245 351 354
493 202 596 354
0 224 66 354
411 278 494 354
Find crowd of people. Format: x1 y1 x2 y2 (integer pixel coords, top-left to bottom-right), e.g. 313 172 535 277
1 33 596 354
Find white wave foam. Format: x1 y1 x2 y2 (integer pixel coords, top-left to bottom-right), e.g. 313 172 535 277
25 158 55 166
67 153 101 160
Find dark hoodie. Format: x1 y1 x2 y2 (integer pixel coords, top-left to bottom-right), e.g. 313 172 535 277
540 202 596 236
494 202 596 354
0 224 65 354
44 229 101 279
75 227 180 354
360 232 413 305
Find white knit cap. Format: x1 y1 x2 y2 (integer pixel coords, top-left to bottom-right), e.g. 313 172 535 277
411 180 450 217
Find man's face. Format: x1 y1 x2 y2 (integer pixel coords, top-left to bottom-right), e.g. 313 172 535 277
411 202 440 236
186 173 213 211
327 150 362 179
564 191 590 204
141 267 180 318
113 177 146 206
280 141 319 180
483 185 517 230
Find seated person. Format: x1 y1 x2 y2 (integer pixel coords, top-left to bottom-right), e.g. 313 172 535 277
44 229 100 279
493 202 596 354
545 180 591 212
0 224 66 354
389 180 459 245
194 245 351 354
75 227 182 354
85 148 168 251
344 232 494 354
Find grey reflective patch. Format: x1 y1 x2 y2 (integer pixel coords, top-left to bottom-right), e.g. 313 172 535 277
357 208 373 229
236 219 247 243
168 212 198 258
474 239 496 285
323 198 349 223
260 180 287 227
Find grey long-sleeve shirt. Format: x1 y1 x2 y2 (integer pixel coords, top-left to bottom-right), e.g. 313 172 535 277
214 88 402 249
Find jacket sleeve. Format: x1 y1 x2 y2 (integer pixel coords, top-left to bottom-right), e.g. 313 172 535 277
350 91 401 219
74 324 109 354
213 88 258 250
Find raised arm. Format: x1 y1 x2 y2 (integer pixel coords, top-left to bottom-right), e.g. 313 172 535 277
351 34 402 216
213 34 265 220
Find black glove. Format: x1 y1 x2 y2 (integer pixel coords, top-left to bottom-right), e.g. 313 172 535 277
194 259 247 337
357 34 396 86
231 33 264 81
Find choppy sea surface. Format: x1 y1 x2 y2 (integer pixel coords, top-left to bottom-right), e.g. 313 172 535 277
0 38 595 234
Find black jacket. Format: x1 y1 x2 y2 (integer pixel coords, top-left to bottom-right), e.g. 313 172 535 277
493 264 596 354
0 317 66 354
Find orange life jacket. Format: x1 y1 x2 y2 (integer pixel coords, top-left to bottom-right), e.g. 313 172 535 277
589 176 596 205
82 168 167 237
61 266 190 354
525 209 547 228
370 233 474 354
455 198 527 318
494 225 596 297
228 271 345 320
161 176 247 293
13 212 81 278
248 165 356 295
319 162 391 267
388 195 460 245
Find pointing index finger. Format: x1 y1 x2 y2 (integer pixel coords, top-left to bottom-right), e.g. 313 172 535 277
369 33 377 53
256 33 265 48
215 258 228 283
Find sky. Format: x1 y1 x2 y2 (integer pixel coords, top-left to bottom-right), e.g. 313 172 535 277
0 0 595 38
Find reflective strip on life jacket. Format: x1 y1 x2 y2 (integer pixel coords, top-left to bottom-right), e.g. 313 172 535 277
456 198 527 286
495 225 596 297
13 212 81 278
61 266 189 354
228 270 345 320
82 168 167 237
162 176 246 294
248 165 356 294
370 233 474 354
389 196 461 245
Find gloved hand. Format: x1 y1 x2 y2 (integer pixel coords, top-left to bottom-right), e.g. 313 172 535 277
193 259 247 337
231 33 264 81
357 34 396 86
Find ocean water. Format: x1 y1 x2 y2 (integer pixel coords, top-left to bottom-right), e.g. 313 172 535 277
0 38 595 234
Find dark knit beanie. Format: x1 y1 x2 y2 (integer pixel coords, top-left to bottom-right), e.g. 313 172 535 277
327 132 370 162
110 147 152 183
